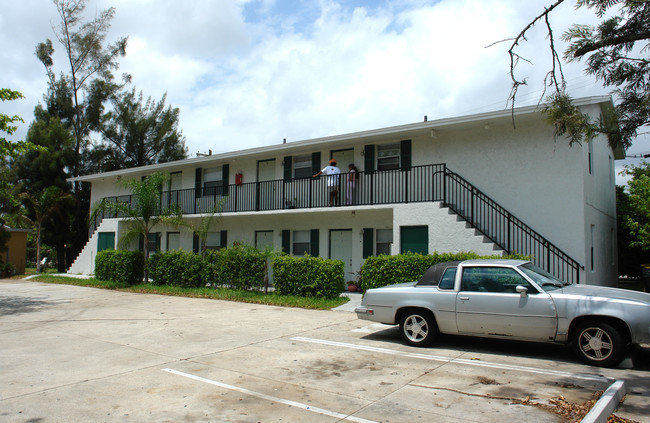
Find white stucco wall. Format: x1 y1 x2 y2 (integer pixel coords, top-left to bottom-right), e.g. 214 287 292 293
74 99 619 284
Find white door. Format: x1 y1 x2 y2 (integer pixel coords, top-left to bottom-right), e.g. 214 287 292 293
332 149 354 170
168 172 183 209
329 229 353 282
257 159 276 210
255 231 274 250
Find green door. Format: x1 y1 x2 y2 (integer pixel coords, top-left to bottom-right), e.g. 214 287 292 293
400 226 428 255
97 232 115 252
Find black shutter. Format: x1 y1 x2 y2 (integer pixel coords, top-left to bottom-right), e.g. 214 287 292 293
138 234 144 251
155 233 161 252
222 164 230 196
283 156 292 181
281 230 290 254
193 232 199 253
364 145 375 174
400 139 412 170
310 229 319 257
220 230 228 249
311 152 321 175
195 168 202 198
362 228 374 258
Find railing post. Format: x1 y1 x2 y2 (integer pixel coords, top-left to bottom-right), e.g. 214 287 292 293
507 212 512 254
546 241 551 273
404 169 409 204
470 187 475 228
443 166 447 207
370 172 374 205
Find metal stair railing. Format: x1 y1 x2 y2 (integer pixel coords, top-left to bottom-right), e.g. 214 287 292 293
442 167 583 283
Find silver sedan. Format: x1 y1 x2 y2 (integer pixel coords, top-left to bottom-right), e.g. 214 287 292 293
355 259 650 367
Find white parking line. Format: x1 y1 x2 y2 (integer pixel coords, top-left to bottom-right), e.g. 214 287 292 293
162 368 379 423
291 337 610 383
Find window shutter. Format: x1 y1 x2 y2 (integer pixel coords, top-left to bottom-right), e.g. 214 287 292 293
222 164 230 195
362 228 374 258
310 229 319 257
155 233 161 252
311 152 321 175
281 230 290 254
283 156 292 181
364 145 375 174
138 234 144 251
400 139 412 170
195 168 202 198
193 232 199 253
220 230 228 248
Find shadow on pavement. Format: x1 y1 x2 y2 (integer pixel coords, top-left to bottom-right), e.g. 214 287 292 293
0 295 58 316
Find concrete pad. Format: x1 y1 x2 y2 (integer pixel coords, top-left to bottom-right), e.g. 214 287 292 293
2 280 648 423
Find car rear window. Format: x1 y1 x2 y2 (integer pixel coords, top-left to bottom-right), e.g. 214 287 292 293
438 268 456 289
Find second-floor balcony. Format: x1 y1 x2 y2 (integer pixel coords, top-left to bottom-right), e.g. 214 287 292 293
97 162 584 284
106 163 449 215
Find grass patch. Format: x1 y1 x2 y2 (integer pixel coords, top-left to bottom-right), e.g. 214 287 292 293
26 275 350 310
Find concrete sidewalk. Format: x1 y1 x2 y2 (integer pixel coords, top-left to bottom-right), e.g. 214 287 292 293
333 291 362 312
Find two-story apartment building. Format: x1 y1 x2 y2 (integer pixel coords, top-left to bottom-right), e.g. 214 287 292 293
68 96 624 286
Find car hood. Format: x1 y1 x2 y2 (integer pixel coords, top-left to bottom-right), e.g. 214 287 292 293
553 284 650 304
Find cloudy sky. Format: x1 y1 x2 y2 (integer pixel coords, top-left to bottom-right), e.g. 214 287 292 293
1 0 648 181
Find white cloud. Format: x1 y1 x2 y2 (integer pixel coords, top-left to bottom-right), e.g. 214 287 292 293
1 0 647 175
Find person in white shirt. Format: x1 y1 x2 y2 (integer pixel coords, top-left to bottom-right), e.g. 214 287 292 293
313 158 341 206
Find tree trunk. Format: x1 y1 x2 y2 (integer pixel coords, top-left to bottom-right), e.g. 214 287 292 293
36 225 42 273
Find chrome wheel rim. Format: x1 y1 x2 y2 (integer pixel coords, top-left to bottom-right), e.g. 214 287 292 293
578 327 613 361
404 315 428 342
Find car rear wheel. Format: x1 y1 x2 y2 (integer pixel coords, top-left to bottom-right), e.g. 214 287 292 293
572 321 626 367
399 310 438 347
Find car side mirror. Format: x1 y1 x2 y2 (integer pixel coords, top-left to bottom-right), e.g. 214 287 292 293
515 285 528 297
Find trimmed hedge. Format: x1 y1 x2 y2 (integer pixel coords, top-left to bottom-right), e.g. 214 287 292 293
95 250 144 285
148 250 204 288
359 252 529 291
204 244 268 290
272 255 344 299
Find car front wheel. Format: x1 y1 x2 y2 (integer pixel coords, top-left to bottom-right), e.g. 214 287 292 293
572 321 625 367
399 310 438 347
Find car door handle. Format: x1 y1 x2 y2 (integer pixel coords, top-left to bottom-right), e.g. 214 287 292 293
459 296 470 301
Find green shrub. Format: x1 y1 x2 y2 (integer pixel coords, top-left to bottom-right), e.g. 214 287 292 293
148 250 204 288
359 252 528 291
272 254 344 299
95 250 144 285
203 244 268 289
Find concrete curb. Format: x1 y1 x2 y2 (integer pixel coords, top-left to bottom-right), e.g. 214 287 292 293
581 380 626 423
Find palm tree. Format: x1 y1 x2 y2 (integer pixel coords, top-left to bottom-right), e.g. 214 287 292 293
19 186 74 273
91 172 181 282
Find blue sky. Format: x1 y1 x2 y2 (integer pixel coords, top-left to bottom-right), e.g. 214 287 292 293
1 0 647 181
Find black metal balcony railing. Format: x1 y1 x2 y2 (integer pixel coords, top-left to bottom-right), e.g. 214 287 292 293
94 163 583 283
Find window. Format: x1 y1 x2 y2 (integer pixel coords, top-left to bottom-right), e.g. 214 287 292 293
293 155 312 179
204 166 223 195
439 268 457 289
377 143 400 171
460 267 533 293
140 232 161 254
292 230 311 256
167 232 180 251
376 229 392 255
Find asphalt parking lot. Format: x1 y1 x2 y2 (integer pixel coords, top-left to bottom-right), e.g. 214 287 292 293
1 280 648 422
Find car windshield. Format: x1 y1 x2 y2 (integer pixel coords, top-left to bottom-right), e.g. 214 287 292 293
518 263 570 291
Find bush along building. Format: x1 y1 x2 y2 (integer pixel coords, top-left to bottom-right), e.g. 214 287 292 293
68 96 624 286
